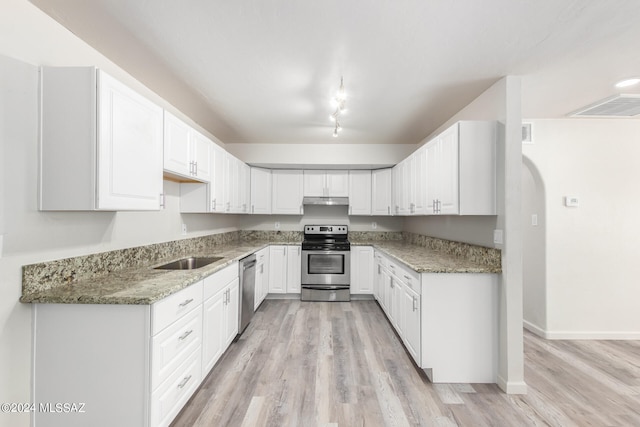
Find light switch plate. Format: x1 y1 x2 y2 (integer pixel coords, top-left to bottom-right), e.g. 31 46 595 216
493 229 504 244
564 196 579 207
181 223 187 235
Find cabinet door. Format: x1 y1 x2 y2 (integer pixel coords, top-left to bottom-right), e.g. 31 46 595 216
224 279 240 347
389 278 403 333
286 246 301 293
251 167 272 214
348 171 372 215
268 246 287 293
238 161 250 213
437 124 460 215
372 168 393 216
97 71 163 210
402 285 421 364
380 267 391 315
272 170 303 215
425 139 439 214
326 170 349 196
202 289 225 374
303 170 326 196
254 261 264 310
192 131 212 182
393 161 410 215
163 111 192 177
351 246 374 294
210 144 227 212
412 146 427 215
225 155 239 212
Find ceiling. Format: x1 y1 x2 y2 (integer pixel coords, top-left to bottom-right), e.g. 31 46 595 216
30 0 640 145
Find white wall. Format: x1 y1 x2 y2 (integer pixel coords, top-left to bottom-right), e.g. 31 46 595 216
0 2 238 426
239 205 403 232
405 77 526 394
226 143 415 168
523 119 640 339
521 157 547 334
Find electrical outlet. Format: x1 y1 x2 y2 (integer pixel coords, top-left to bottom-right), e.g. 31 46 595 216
181 223 187 235
371 222 377 229
275 222 280 230
493 229 503 244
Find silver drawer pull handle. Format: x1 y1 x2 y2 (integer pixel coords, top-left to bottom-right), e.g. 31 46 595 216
179 298 194 307
404 275 411 281
177 375 192 389
179 330 193 341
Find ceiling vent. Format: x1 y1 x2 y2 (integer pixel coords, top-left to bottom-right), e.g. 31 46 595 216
570 94 640 117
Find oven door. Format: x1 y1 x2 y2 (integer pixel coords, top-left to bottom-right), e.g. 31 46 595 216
301 250 350 287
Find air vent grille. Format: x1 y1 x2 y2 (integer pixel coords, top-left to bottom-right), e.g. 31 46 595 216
571 94 640 117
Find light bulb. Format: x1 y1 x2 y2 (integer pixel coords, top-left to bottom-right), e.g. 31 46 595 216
329 114 336 122
333 129 338 137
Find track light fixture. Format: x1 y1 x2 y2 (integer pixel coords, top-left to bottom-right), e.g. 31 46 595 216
330 76 346 137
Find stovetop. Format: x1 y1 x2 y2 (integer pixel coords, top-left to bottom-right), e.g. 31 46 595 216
302 225 350 251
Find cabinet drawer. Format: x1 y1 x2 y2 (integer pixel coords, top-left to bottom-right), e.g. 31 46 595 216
150 348 202 427
374 251 389 269
152 281 203 335
151 307 202 390
387 259 420 294
203 262 238 300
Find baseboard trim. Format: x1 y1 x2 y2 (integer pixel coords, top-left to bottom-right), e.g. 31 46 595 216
523 321 640 340
544 331 640 340
523 320 547 338
497 375 528 394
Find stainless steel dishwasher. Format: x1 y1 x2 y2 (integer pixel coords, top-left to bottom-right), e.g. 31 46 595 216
238 254 257 336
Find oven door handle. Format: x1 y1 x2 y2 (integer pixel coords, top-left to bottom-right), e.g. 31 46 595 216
302 285 350 291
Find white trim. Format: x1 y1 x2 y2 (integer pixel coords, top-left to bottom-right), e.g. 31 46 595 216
523 319 547 338
544 331 640 340
497 375 528 394
523 321 640 340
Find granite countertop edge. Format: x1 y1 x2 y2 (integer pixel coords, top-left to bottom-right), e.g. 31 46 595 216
22 239 499 305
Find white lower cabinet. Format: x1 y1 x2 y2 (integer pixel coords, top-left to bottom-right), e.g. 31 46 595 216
254 247 270 309
32 264 241 427
202 263 240 375
268 245 301 294
372 250 499 383
351 246 374 294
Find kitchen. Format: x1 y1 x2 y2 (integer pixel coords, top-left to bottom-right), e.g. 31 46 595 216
2 1 640 427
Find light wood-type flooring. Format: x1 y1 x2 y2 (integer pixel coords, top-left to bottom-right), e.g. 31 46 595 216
171 300 640 426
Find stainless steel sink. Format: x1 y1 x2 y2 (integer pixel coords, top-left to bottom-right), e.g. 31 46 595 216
154 256 223 270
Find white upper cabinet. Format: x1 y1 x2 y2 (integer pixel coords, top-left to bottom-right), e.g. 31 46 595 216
250 167 272 214
40 67 163 211
372 168 393 216
303 170 348 197
426 121 496 215
348 170 371 215
191 130 212 182
392 160 410 215
210 143 228 213
163 111 211 182
272 170 304 215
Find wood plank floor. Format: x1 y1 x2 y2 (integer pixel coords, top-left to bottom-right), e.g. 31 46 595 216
171 300 640 427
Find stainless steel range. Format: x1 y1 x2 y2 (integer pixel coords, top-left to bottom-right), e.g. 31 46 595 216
301 225 351 302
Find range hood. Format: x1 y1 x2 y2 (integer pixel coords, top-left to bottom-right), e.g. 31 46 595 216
302 196 349 206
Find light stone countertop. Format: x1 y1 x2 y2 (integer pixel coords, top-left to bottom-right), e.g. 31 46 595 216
350 240 501 274
20 240 300 305
21 233 500 306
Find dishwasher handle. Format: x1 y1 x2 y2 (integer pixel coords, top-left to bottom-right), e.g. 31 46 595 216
241 258 257 270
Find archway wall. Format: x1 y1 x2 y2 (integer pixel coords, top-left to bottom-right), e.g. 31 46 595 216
523 119 640 339
521 156 547 335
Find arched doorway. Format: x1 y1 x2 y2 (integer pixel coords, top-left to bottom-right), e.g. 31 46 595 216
522 156 547 336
